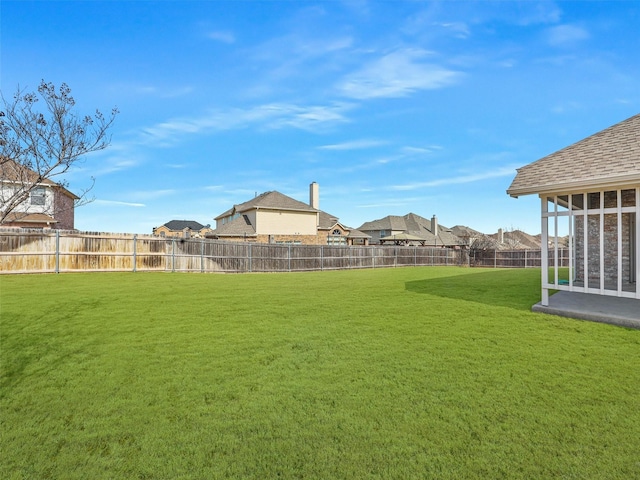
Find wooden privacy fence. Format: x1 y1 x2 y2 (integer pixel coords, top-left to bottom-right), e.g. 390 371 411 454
0 229 569 274
470 247 570 268
0 229 465 274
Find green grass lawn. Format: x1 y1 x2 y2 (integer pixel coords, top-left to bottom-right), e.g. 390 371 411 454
1 267 639 479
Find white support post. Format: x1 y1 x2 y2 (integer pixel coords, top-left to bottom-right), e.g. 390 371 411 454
584 194 589 292
600 191 605 294
636 188 640 299
568 194 574 289
554 196 559 286
541 196 549 306
617 190 623 296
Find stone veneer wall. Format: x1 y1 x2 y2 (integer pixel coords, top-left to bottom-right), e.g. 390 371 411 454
573 189 635 289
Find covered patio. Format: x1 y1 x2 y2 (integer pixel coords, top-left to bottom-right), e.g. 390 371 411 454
533 291 640 329
508 114 640 324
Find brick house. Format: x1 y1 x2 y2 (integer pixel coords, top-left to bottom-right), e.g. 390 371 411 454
507 114 640 306
0 159 79 230
153 220 213 238
208 182 370 245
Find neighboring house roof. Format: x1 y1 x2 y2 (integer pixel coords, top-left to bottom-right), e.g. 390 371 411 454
380 233 426 242
209 214 257 237
160 220 209 231
346 228 370 239
507 113 640 197
358 212 462 246
215 191 318 220
0 159 80 200
2 212 57 224
450 225 483 238
488 230 542 250
317 211 341 230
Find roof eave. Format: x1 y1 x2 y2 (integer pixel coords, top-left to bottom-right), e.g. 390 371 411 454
508 173 640 198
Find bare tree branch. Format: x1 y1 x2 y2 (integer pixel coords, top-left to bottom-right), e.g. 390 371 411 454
0 80 118 225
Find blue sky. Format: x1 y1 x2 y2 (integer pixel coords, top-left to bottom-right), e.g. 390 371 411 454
2 0 639 235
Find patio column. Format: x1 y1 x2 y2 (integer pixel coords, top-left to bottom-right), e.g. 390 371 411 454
636 188 640 299
541 196 549 306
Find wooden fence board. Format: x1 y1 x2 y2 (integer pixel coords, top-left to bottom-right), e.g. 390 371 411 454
1 229 568 274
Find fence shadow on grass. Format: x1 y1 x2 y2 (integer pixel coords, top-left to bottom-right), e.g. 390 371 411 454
405 269 542 312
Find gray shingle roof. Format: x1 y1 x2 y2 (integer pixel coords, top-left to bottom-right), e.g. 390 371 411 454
215 191 318 220
317 211 340 230
162 220 207 231
507 113 640 197
357 213 461 246
208 214 256 237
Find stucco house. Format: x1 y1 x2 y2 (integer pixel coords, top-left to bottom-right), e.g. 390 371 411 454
507 114 640 321
357 213 463 247
0 159 79 230
153 220 213 238
208 182 370 245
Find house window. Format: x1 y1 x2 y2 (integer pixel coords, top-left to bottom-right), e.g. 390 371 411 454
379 230 388 237
30 187 46 206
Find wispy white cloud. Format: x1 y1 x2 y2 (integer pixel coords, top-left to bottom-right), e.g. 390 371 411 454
94 199 145 208
356 199 415 209
388 166 516 191
551 101 583 114
207 30 235 44
338 48 461 99
401 145 442 155
92 156 141 176
131 189 177 201
138 102 354 145
546 24 590 47
318 139 388 150
203 185 224 192
109 83 193 98
436 22 470 39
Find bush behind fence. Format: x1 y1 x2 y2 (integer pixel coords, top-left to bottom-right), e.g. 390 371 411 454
0 229 568 274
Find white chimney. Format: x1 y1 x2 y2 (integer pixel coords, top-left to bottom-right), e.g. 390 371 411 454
309 182 319 210
498 228 504 244
431 215 438 236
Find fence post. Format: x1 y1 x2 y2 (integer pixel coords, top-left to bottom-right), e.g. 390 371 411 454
172 239 176 272
321 245 324 271
201 238 205 273
55 230 60 274
248 243 252 273
494 249 497 269
133 234 137 272
288 244 292 272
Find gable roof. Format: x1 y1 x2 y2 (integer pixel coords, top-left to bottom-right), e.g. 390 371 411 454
450 225 483 238
161 220 208 231
317 211 340 230
507 113 640 197
215 190 318 220
357 212 461 246
488 229 541 250
2 212 58 225
209 214 256 237
0 159 80 200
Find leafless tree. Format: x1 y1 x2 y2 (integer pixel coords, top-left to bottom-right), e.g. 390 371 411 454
0 80 118 224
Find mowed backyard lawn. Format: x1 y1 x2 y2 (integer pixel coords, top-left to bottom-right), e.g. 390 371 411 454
1 267 638 479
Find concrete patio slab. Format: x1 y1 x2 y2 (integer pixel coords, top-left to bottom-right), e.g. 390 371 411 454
532 291 640 329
